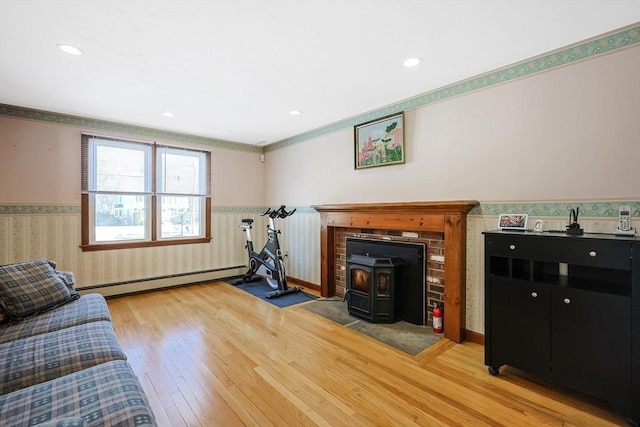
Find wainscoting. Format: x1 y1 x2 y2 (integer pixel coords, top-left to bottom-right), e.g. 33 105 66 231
1 202 636 336
0 208 319 297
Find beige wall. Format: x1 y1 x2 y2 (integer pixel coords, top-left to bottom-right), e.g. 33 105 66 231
0 119 80 204
263 46 640 204
0 117 264 206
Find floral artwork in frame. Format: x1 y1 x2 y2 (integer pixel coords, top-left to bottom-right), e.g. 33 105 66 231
354 112 405 169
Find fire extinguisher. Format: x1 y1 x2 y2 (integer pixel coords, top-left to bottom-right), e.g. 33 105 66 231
432 302 443 333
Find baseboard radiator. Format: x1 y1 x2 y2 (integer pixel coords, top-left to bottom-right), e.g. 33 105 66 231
77 265 247 298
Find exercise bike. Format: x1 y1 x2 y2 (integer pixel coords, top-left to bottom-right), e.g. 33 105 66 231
239 205 302 299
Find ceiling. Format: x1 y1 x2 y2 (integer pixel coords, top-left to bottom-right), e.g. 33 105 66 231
1 1 638 146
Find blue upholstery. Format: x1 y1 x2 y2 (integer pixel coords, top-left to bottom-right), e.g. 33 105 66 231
0 360 156 426
0 293 112 344
0 259 156 426
0 320 127 394
0 258 74 318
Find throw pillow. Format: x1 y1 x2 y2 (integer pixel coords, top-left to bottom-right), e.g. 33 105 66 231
56 270 78 298
0 258 71 318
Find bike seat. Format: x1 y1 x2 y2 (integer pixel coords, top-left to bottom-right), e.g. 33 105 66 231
241 218 254 224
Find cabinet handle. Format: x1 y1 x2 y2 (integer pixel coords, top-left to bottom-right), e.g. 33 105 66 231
589 251 596 257
531 292 538 298
563 298 571 304
509 244 516 250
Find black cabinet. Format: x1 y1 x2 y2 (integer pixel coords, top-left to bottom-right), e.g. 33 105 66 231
489 276 550 376
551 286 631 406
484 231 639 423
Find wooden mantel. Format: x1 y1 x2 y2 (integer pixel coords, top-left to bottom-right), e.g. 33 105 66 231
312 201 478 343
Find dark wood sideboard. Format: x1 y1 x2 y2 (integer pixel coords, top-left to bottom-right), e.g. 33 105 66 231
484 230 639 423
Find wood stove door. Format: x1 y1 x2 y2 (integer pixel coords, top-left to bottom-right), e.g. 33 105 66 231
374 269 393 319
347 265 372 320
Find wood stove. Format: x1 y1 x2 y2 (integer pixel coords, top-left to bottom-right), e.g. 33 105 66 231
346 237 425 325
346 254 403 323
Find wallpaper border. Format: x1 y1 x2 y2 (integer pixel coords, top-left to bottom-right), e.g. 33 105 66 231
0 205 317 215
1 202 638 217
0 205 81 215
469 201 640 218
0 104 262 154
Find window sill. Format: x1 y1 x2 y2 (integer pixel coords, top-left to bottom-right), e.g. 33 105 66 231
80 237 212 252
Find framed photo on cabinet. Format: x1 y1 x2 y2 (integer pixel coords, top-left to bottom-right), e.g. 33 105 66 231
498 214 528 230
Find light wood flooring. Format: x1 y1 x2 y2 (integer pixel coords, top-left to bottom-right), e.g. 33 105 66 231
106 281 628 426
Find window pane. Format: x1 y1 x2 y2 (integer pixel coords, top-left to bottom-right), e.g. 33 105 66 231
160 196 202 238
94 194 147 242
94 143 149 192
158 148 205 194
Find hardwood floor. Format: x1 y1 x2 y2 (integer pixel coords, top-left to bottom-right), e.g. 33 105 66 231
106 282 627 426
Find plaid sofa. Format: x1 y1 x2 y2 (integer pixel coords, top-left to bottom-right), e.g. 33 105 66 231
0 259 157 426
0 320 127 395
0 293 112 345
0 360 156 427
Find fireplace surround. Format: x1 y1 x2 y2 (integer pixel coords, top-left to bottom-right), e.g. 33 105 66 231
313 201 478 343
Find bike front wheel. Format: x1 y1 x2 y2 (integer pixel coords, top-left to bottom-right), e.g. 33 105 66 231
265 258 279 289
266 277 279 289
267 257 287 290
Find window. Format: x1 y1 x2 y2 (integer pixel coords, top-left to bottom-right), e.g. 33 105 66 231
81 134 211 251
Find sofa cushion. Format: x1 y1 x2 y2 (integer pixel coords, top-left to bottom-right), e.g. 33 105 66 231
0 360 157 426
0 320 127 395
0 293 111 344
0 258 73 318
33 417 85 427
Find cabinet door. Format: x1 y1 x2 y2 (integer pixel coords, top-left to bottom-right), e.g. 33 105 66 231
489 276 550 375
552 286 631 410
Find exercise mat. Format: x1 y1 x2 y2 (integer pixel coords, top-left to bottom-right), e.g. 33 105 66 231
227 278 317 308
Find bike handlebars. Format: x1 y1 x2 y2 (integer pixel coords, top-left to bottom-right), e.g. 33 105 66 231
259 205 296 219
277 205 296 218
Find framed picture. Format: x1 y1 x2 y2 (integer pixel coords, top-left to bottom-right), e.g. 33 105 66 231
354 112 405 169
498 214 528 231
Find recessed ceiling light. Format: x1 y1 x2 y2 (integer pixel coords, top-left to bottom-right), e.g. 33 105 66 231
289 110 302 116
57 44 82 56
161 112 174 118
403 57 421 68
